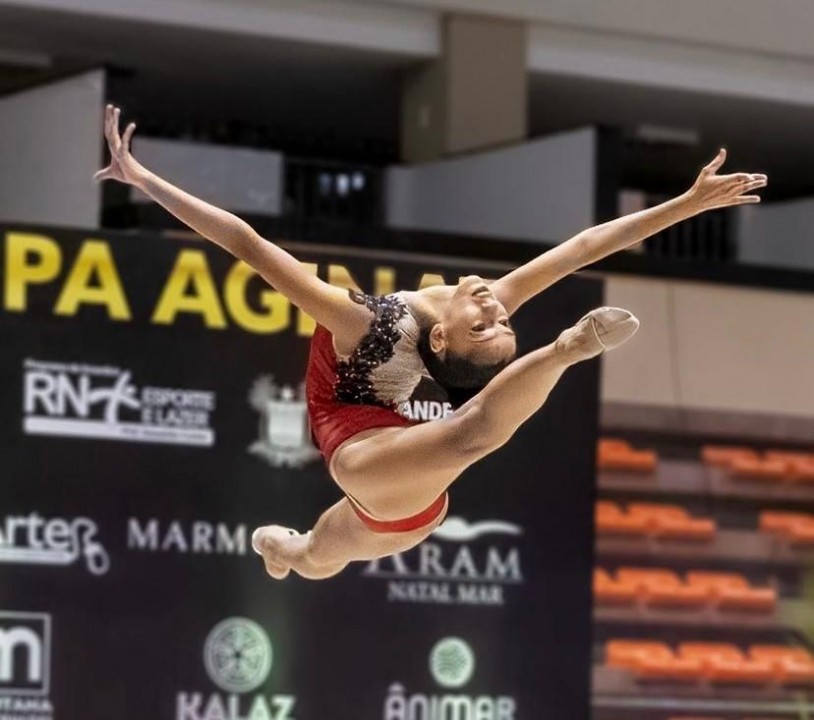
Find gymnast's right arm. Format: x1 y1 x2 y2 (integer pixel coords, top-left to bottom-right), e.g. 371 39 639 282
95 105 371 344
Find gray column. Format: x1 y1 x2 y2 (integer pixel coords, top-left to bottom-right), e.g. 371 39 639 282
400 14 527 163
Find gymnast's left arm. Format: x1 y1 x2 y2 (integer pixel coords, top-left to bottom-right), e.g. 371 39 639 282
490 148 767 315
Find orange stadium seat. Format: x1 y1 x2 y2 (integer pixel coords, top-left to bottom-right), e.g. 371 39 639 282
596 500 622 515
653 514 716 541
678 643 774 685
606 639 672 671
598 439 632 453
765 450 814 465
701 445 759 467
760 453 814 482
788 524 814 544
730 456 788 482
593 568 638 606
597 438 658 473
627 503 689 521
606 640 703 682
616 567 707 608
595 502 649 535
627 503 717 541
749 645 814 686
759 511 807 534
729 457 779 481
759 511 814 545
616 567 682 586
685 572 777 612
788 458 814 483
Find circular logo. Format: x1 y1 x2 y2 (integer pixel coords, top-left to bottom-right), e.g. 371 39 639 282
204 618 272 693
429 637 475 689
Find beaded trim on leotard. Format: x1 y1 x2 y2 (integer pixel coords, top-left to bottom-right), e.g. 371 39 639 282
335 290 409 409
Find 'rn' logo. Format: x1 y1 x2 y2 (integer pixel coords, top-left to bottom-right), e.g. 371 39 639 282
0 612 50 696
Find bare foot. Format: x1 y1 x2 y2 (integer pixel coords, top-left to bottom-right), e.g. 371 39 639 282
556 307 639 362
251 525 301 580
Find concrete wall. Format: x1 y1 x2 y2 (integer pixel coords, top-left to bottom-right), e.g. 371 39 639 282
444 14 527 155
737 200 814 272
386 127 596 242
0 69 104 228
130 138 283 216
401 58 447 164
602 274 814 419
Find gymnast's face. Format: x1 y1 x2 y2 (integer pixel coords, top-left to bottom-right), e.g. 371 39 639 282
432 275 517 364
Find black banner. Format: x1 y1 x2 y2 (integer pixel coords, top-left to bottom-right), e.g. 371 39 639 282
0 226 601 720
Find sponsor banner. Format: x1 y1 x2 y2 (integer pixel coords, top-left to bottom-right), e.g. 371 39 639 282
23 358 215 447
127 518 248 556
0 611 54 720
363 516 524 606
0 225 601 720
0 513 109 576
384 636 516 719
177 617 295 720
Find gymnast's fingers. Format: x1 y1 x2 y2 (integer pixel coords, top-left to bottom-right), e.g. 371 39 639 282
110 106 122 152
703 148 727 174
739 179 767 194
122 122 136 151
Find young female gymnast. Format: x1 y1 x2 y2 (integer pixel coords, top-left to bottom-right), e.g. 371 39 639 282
96 105 767 580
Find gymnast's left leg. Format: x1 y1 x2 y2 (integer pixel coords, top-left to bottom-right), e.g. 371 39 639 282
252 496 447 580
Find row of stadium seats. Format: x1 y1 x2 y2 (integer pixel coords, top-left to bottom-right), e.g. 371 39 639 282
703 446 814 483
594 568 777 611
606 641 814 685
597 501 814 546
597 439 814 482
596 501 716 540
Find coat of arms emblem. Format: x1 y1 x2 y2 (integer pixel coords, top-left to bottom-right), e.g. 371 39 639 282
248 376 320 468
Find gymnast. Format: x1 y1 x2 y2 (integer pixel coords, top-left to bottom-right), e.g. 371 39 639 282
96 105 767 580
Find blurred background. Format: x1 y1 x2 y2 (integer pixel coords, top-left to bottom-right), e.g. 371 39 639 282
1 1 814 720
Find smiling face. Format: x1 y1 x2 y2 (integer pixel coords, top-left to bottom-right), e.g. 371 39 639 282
431 275 517 365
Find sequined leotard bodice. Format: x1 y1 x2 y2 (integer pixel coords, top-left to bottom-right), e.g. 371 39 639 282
334 290 426 410
305 290 425 463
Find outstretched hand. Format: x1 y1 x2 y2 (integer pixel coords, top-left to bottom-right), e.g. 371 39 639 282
94 104 146 186
686 148 767 212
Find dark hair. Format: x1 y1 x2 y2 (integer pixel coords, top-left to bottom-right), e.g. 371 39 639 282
416 327 515 408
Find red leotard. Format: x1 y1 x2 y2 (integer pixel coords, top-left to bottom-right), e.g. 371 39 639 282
306 324 415 463
305 324 446 533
